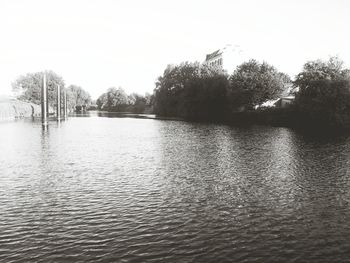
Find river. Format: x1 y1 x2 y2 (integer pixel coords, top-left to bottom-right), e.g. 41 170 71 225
1 113 350 262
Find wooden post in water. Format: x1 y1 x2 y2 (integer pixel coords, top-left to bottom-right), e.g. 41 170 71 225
41 73 48 125
64 89 68 119
57 84 61 121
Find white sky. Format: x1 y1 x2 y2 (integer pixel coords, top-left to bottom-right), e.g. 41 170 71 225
0 0 349 99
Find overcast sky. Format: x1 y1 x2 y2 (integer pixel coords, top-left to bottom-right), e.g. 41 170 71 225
0 0 349 99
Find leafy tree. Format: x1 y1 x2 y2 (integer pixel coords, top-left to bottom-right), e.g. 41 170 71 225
96 92 108 110
12 70 65 106
128 93 147 112
154 62 200 117
127 93 137 105
229 60 290 110
67 84 91 110
12 71 91 113
144 92 153 105
294 56 350 92
182 64 229 120
96 89 152 113
294 57 350 127
154 62 229 120
106 87 129 110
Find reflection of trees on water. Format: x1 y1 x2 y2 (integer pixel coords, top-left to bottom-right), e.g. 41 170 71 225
156 122 350 256
156 124 302 209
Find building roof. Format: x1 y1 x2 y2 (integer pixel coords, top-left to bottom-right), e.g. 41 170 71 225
205 49 222 61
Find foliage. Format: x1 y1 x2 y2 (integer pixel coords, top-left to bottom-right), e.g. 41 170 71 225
96 92 108 110
294 56 350 92
144 92 153 106
154 62 229 120
96 87 152 113
12 70 65 106
296 80 350 111
294 57 350 127
228 59 291 110
66 85 91 109
12 71 91 112
106 87 129 110
128 93 149 112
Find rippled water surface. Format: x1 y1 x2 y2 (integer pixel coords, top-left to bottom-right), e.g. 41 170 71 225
1 114 350 262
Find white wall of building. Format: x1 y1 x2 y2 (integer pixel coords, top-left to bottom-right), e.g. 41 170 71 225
204 44 248 74
221 44 246 73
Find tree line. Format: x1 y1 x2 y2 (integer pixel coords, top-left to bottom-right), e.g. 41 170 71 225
153 56 350 128
13 56 350 128
96 87 153 113
153 60 291 120
293 57 350 128
12 70 91 112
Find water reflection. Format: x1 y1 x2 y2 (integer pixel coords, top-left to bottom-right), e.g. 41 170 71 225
70 111 157 120
1 117 350 262
155 122 350 261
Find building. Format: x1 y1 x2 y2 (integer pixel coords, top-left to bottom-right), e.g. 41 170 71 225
253 85 299 109
204 44 246 73
205 49 223 67
277 96 295 108
274 86 299 108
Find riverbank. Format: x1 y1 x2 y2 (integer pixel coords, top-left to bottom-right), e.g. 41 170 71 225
226 108 350 132
82 111 184 121
155 107 350 133
0 98 40 122
3 100 349 133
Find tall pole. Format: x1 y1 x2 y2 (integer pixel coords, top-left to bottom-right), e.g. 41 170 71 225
41 73 47 125
57 84 61 121
64 89 68 119
46 77 49 118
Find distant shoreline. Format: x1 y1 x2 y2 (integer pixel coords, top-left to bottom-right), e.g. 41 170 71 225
88 109 350 133
3 105 350 134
